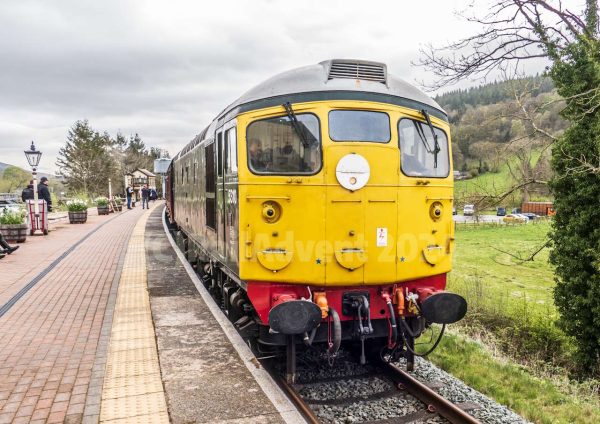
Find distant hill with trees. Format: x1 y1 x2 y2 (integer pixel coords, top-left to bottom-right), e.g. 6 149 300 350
434 76 567 207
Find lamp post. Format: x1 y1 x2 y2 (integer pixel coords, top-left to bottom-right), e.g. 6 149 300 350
24 141 42 230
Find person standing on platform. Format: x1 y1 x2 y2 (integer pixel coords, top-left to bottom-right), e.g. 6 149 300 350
38 177 52 212
126 185 134 209
141 185 149 209
21 180 34 202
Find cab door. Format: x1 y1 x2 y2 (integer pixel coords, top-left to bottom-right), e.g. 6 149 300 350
216 128 226 260
223 123 239 272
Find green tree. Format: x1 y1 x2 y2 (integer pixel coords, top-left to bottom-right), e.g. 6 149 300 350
420 0 600 373
548 6 600 373
0 166 30 193
56 120 116 197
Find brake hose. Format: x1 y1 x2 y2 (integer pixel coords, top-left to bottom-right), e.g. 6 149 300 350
399 318 446 357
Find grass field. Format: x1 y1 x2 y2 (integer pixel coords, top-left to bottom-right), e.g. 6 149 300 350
449 220 556 320
425 219 600 423
454 150 552 209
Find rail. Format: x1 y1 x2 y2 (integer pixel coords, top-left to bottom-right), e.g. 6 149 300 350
276 376 320 424
270 355 482 424
379 360 481 424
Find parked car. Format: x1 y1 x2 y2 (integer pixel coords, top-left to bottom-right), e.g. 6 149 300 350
504 214 527 223
496 207 506 216
452 206 457 215
521 213 537 220
463 204 475 216
511 207 522 214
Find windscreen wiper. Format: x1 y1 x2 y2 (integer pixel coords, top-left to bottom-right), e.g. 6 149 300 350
283 102 310 148
420 109 441 169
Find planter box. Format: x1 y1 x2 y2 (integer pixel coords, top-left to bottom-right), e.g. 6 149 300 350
115 205 123 212
97 206 110 215
0 223 27 243
68 211 88 224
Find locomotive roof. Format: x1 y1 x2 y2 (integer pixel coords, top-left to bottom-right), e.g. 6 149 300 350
220 59 446 121
174 59 446 161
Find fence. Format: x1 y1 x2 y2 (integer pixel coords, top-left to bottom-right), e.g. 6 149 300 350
0 192 19 201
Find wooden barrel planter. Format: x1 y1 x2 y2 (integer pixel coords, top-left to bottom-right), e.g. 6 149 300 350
0 223 28 243
97 206 110 215
68 211 88 224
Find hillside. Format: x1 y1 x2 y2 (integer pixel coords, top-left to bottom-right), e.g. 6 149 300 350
0 162 13 173
434 76 565 205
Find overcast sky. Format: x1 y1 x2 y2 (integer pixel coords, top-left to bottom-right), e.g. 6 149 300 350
0 0 549 174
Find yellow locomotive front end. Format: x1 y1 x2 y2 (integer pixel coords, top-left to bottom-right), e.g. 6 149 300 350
237 100 454 286
169 59 467 377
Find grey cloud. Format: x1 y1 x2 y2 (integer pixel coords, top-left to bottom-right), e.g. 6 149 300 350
0 0 546 171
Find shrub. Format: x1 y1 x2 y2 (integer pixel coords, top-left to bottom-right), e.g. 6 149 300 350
95 197 109 207
67 199 88 212
114 197 122 205
0 209 26 225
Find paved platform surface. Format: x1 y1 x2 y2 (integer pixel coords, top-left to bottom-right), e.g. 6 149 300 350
0 202 301 423
145 208 295 424
0 205 148 423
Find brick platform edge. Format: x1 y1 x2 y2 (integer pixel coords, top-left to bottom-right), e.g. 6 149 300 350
80 237 130 423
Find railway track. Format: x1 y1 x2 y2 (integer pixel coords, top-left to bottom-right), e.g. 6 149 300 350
268 351 481 424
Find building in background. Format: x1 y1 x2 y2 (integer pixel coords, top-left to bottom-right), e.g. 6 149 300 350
125 169 156 201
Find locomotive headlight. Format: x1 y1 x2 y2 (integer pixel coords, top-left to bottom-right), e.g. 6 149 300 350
429 202 443 221
262 201 282 223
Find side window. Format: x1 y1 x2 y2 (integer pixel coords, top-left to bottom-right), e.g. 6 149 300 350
205 142 216 230
217 132 223 178
398 118 450 178
226 127 237 173
246 113 321 175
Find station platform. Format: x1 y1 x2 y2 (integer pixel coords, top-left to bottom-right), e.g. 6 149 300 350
0 203 302 423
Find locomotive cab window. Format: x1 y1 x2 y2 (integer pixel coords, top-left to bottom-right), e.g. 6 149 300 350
398 118 449 178
246 113 321 174
329 110 390 143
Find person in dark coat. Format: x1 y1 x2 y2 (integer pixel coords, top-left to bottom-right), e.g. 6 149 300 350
21 181 34 202
37 177 52 212
141 185 149 209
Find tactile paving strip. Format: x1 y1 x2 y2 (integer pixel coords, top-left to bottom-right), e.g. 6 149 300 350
100 209 169 423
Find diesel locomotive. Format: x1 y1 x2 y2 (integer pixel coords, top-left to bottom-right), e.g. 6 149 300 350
165 59 467 381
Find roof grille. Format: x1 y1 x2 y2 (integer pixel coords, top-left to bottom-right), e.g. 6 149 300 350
327 60 387 84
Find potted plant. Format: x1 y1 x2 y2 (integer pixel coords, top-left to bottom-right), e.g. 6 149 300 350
67 199 88 224
95 197 110 215
0 209 27 243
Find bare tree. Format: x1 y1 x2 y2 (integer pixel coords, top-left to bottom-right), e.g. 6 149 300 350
418 1 595 90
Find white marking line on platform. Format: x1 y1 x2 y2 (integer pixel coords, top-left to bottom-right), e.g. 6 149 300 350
162 207 307 424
